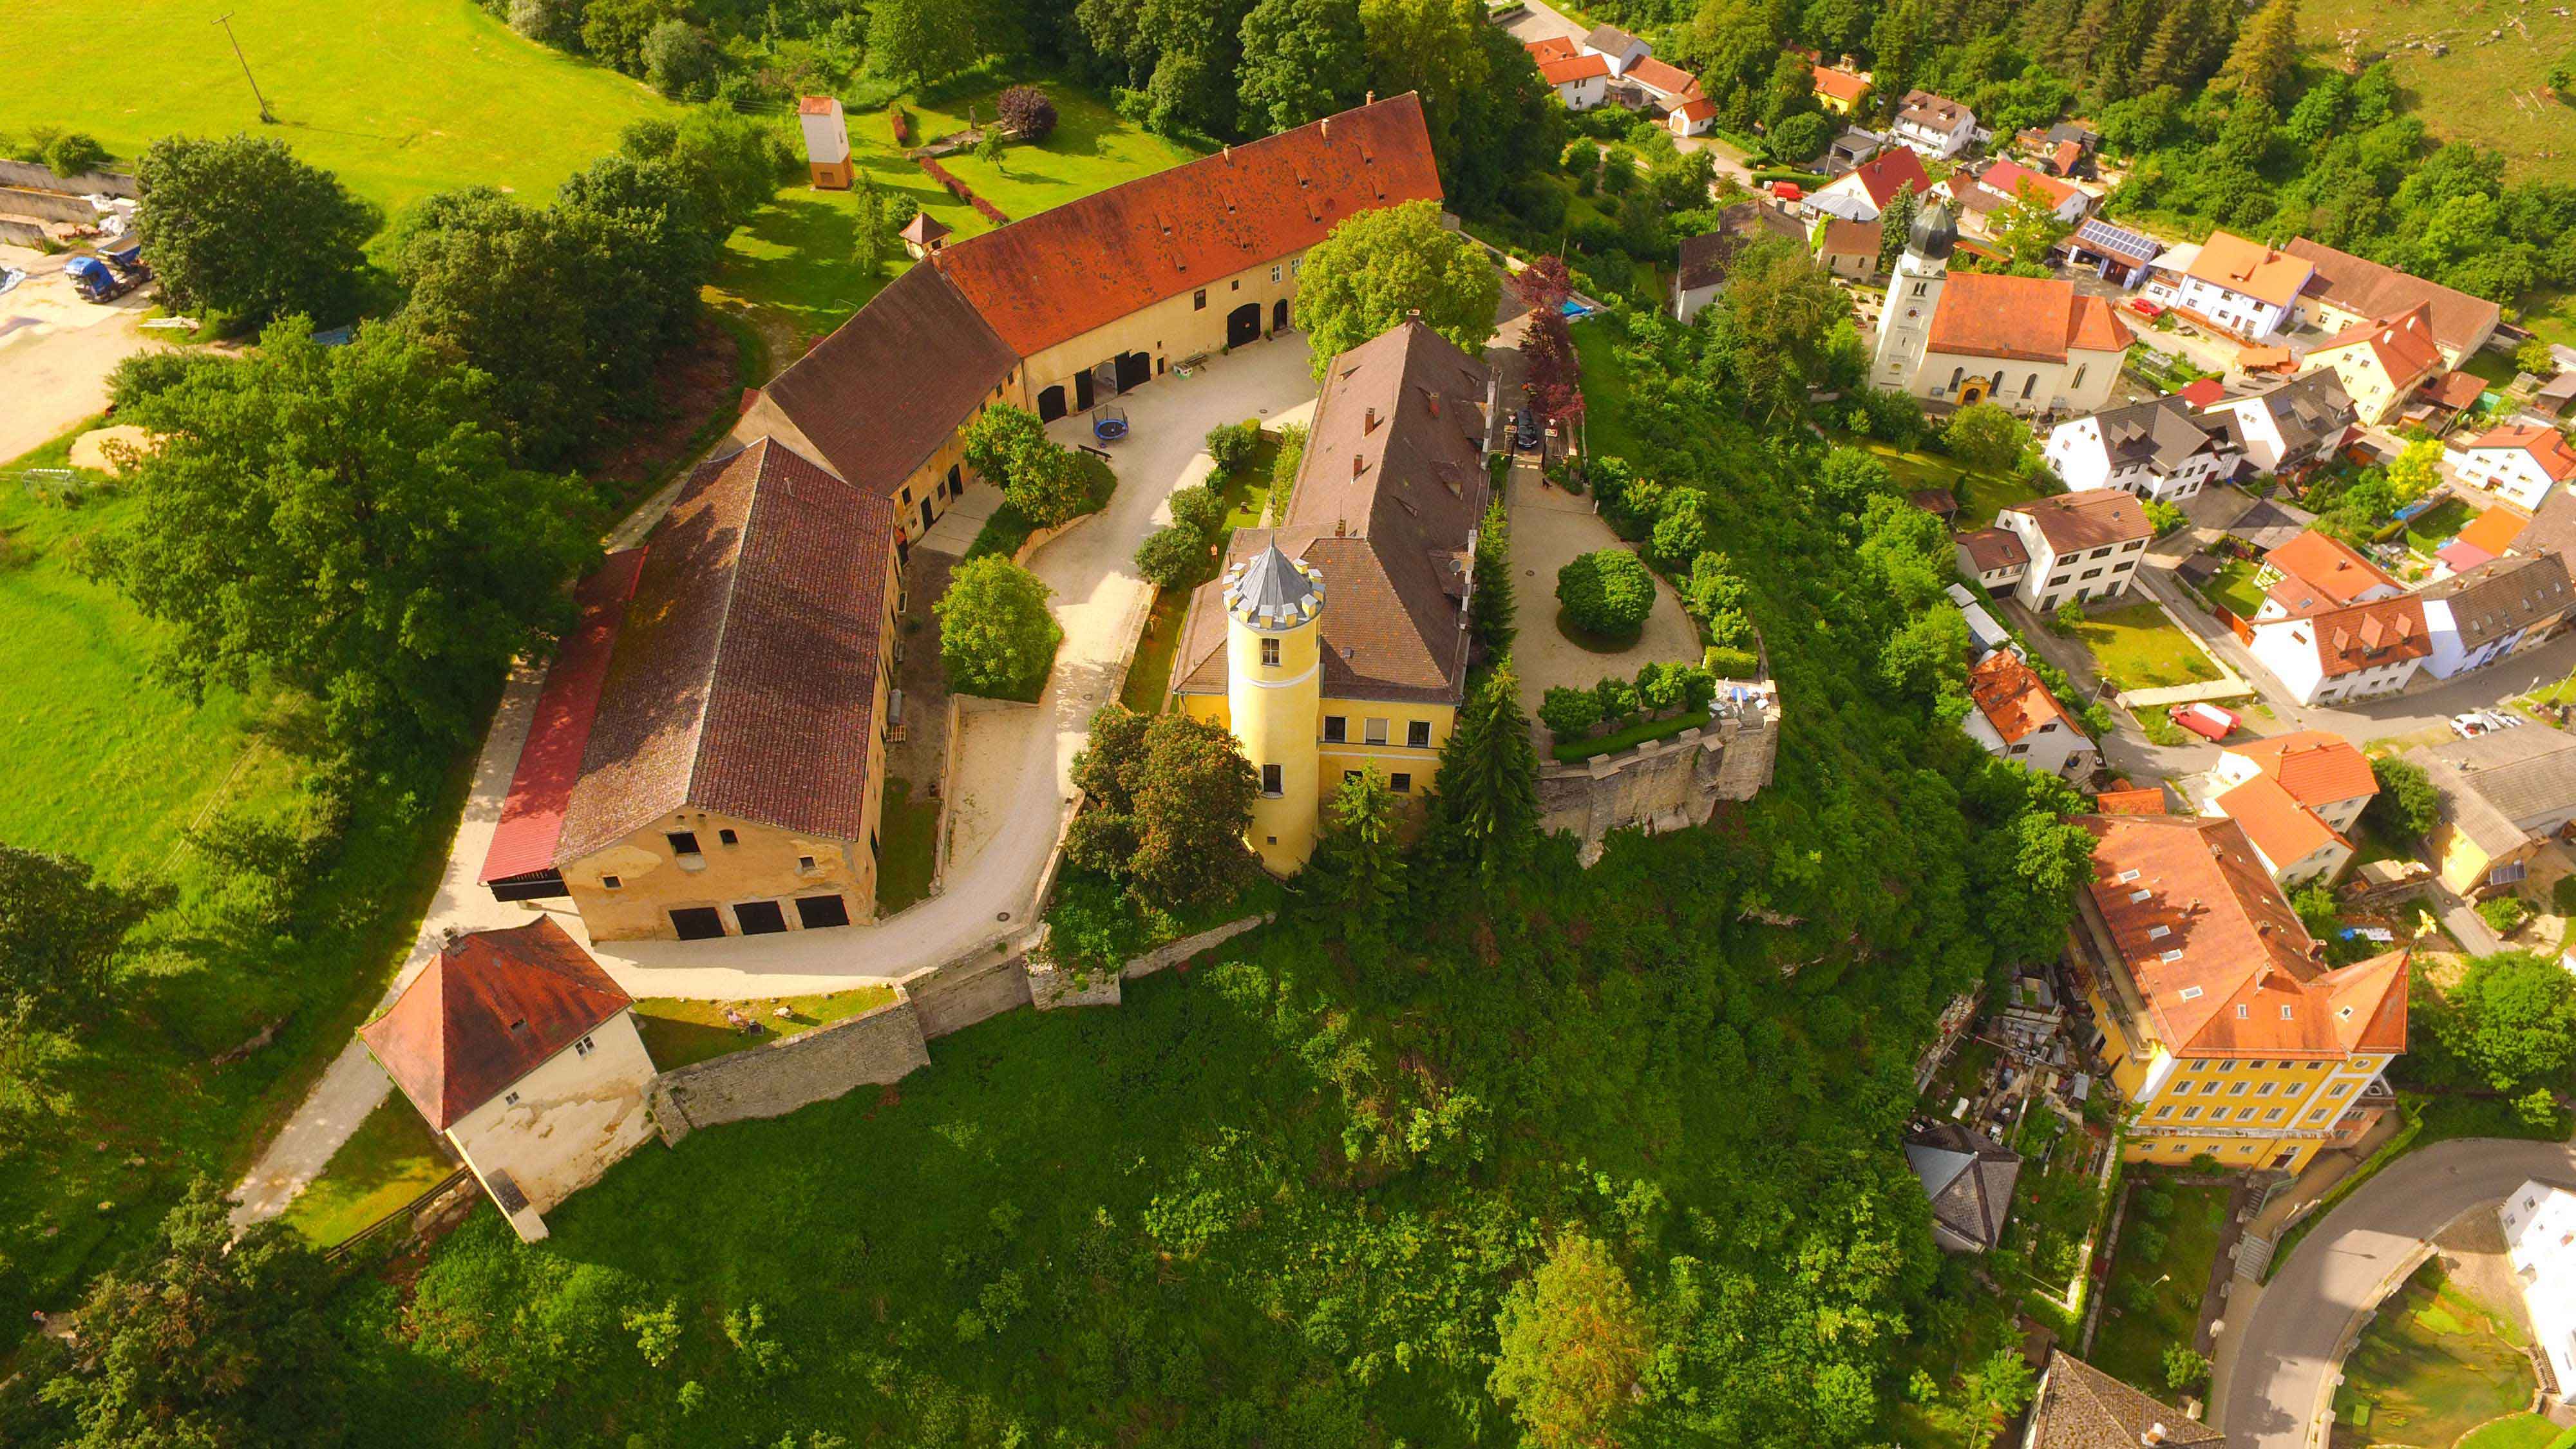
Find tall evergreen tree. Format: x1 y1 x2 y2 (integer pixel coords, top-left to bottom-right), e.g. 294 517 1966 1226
1469 495 1515 654
1303 766 1406 938
1428 665 1540 882
2215 0 2300 105
1877 180 1922 273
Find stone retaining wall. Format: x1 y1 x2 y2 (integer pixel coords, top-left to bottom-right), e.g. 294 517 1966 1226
911 947 1037 1039
1537 683 1779 862
649 998 933 1146
0 159 137 197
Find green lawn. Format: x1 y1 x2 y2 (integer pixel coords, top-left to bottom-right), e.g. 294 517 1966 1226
2090 1179 2230 1394
713 83 1198 359
632 988 902 1071
876 777 941 914
2457 1416 2570 1449
2199 558 2269 620
2075 604 2223 692
1575 320 1648 460
2403 498 2475 556
2298 0 2576 184
279 1095 455 1247
2333 1261 2536 1449
1122 587 1191 712
0 0 672 229
1857 442 2039 526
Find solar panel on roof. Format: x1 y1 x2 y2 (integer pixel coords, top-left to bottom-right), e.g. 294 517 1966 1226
2074 218 2159 260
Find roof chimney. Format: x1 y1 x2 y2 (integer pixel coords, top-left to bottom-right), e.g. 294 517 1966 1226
1336 518 1348 536
1222 144 1231 159
1320 118 1330 139
1367 90 1376 104
2144 1425 2168 1447
1365 405 1379 433
1352 453 1365 478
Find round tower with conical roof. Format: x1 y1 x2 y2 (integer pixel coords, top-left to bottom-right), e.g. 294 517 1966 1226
1223 543 1326 874
1872 201 1955 395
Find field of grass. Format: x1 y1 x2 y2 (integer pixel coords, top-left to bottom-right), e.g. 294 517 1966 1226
1857 442 2039 526
2403 498 2475 556
2298 0 2576 185
280 1095 455 1247
2458 1416 2571 1449
631 987 902 1070
0 0 672 225
2076 603 2224 692
712 82 1197 359
876 777 941 914
2333 1261 2535 1449
1122 588 1190 712
1575 321 1647 459
2090 1179 2230 1394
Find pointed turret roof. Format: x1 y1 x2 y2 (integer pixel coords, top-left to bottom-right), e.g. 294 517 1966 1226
1224 543 1325 629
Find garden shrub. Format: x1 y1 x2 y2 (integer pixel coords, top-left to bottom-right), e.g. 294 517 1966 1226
1133 523 1209 589
1170 484 1227 538
1705 645 1759 678
1591 676 1640 724
998 84 1058 142
1205 419 1261 476
1557 549 1655 638
1539 686 1603 741
2478 895 2532 936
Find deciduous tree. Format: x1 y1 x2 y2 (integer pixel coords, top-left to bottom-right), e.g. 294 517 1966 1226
1236 0 1368 134
1943 401 2031 473
1291 198 1499 372
0 844 158 1026
2365 755 2441 842
1488 1232 1652 1449
135 134 375 327
1557 549 1656 638
936 555 1063 700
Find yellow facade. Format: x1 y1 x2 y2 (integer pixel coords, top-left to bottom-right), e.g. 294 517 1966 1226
2424 817 2530 896
1227 585 1326 874
1016 256 1305 419
1180 692 1457 831
562 805 883 942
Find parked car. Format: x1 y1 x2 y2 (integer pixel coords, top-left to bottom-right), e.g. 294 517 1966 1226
2126 299 2163 319
2451 711 2503 738
2170 702 2239 741
1512 406 1542 452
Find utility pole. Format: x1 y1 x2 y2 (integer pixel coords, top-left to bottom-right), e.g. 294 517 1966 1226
213 14 277 125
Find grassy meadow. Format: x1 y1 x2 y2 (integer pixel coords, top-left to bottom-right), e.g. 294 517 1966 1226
2300 0 2576 185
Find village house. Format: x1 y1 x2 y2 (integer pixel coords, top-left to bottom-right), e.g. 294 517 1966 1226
2300 303 2445 426
2254 529 2404 622
2069 811 2408 1172
1953 526 2030 594
1810 64 1870 114
2044 393 2241 502
2405 727 2576 895
358 919 658 1241
2419 553 2574 679
2285 236 2503 368
1668 96 1719 137
1954 158 2089 231
2248 594 2429 705
1815 216 1880 279
1670 202 1808 321
1620 55 1703 113
1528 38 1611 110
2200 730 2377 886
1577 23 1650 76
2499 1181 2576 1394
1889 89 1976 158
1168 319 1496 873
478 96 1445 940
1962 647 2097 778
1871 205 2129 415
2022 1352 2224 1449
2202 368 2357 478
2060 217 2163 288
2143 229 2315 341
1803 145 1930 223
1902 1122 2021 1253
1992 489 2153 612
2448 422 2576 512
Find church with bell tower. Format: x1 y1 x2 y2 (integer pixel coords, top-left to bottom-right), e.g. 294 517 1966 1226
1870 201 2132 417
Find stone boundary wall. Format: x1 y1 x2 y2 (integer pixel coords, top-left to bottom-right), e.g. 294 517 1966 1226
1122 913 1271 980
1537 683 1780 862
1 186 104 225
649 998 933 1146
911 947 1037 1039
0 159 137 197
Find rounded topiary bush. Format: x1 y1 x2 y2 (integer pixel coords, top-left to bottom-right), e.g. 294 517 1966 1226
998 85 1058 143
1556 549 1655 640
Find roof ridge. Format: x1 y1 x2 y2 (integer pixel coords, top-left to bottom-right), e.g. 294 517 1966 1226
681 440 772 808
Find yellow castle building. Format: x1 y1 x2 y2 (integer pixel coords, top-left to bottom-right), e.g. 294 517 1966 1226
1168 318 1500 873
2068 812 2409 1175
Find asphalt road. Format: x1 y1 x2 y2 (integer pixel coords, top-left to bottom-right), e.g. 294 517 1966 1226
2218 1137 2576 1449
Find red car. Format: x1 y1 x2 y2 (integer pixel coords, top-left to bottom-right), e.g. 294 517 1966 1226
2127 298 2164 319
2168 702 2239 741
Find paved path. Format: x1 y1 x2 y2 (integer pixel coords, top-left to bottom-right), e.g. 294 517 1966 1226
2217 1137 2576 1449
0 247 164 463
229 336 1325 1225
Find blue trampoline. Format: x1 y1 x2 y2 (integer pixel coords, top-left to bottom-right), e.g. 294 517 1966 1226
1092 404 1128 443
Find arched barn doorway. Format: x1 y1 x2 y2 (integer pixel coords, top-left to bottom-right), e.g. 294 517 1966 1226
1227 303 1262 348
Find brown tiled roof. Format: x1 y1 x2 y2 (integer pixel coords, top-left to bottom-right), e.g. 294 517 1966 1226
1820 216 1879 258
2425 371 2486 410
1524 35 1578 62
1956 526 2028 573
2005 490 2151 552
2515 485 2576 565
359 919 632 1130
2468 423 2576 484
2096 787 2166 814
2027 1352 2224 1449
1625 57 1701 97
2262 529 2399 617
1896 90 1971 133
934 95 1443 358
2286 236 2501 357
2423 551 2575 651
2081 813 2409 1057
554 438 898 865
2311 303 2443 392
1969 648 2072 745
1927 272 2130 362
1812 65 1870 103
2187 230 2314 309
2225 731 2376 808
898 211 951 245
744 261 1014 498
1173 320 1490 703
2302 596 2429 677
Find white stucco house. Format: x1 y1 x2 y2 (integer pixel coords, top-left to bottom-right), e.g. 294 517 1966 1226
1803 146 1931 223
1889 90 1976 158
2044 394 2242 503
2246 595 2429 705
1993 490 2154 612
2203 370 2357 478
2253 529 2405 623
1955 526 2031 594
1963 647 2097 778
2141 230 2313 341
2419 553 2574 680
1530 43 1611 110
2499 1179 2576 1393
2448 423 2576 512
358 918 660 1242
1871 205 2130 415
1577 23 1651 76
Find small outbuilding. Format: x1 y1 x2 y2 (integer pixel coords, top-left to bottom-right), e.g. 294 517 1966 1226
900 210 952 259
1904 1121 2022 1253
359 918 658 1242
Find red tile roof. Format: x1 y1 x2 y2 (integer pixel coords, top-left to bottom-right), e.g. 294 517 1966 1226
1978 158 2078 210
1674 97 1718 123
2225 730 2378 808
1524 35 1578 62
554 439 899 865
2081 814 2409 1057
2425 371 2486 410
2262 529 2399 616
1969 648 2072 745
1626 57 1701 98
2186 231 2315 310
1812 65 1870 103
797 95 838 116
1539 53 1611 86
2469 423 2576 484
2175 377 2225 408
1846 146 1931 209
934 94 1443 359
2096 787 2167 815
2215 770 2345 872
2050 139 2082 175
1927 272 2130 363
2305 596 2430 677
359 919 633 1130
2454 504 2530 558
2284 237 2502 359
479 550 647 885
2312 303 2443 392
